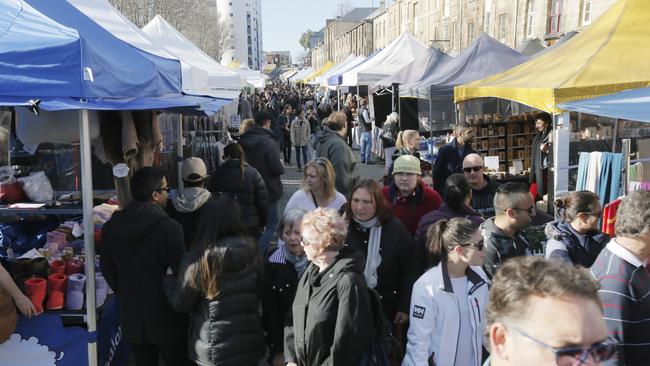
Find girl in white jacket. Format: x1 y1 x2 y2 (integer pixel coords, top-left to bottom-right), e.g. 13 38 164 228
403 217 489 366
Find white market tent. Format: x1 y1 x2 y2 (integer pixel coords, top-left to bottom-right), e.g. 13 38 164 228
235 64 267 89
341 32 427 86
319 55 366 88
289 67 315 83
280 69 298 81
143 15 243 99
67 0 214 97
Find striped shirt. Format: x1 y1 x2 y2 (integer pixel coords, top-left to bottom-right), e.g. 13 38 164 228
590 240 650 366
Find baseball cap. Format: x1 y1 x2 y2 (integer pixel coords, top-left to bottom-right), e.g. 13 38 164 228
181 157 207 182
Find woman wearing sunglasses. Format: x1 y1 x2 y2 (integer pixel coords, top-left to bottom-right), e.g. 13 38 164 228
545 191 609 267
403 217 488 366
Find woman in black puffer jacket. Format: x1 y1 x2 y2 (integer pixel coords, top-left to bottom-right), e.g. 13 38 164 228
164 197 266 366
208 143 269 238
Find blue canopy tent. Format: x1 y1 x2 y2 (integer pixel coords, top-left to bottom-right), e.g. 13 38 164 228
558 87 650 123
0 2 219 364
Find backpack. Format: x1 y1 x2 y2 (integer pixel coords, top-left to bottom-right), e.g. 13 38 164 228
359 288 403 366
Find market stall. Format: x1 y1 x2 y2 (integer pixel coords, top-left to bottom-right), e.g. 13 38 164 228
0 1 218 365
454 0 650 199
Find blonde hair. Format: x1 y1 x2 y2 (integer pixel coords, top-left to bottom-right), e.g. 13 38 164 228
302 158 337 200
301 208 348 257
239 119 255 134
396 129 419 150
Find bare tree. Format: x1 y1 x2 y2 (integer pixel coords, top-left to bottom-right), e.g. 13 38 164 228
109 0 232 61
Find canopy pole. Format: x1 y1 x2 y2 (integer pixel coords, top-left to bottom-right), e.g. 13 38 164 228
553 112 570 195
337 88 341 111
80 109 98 366
391 85 395 112
177 114 184 190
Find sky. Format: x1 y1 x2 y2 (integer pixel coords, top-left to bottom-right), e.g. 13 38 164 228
262 0 393 63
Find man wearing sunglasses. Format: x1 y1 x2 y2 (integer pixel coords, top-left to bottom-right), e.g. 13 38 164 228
481 182 534 279
463 154 501 217
591 190 650 366
486 256 616 366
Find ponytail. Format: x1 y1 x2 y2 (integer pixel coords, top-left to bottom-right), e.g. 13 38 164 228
427 220 449 267
395 131 405 150
426 218 479 267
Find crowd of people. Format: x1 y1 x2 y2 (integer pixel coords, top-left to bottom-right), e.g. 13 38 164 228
3 81 646 366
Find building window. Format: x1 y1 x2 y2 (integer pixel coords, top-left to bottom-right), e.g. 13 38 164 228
484 0 492 33
548 0 562 34
581 0 593 25
526 0 535 37
468 22 475 44
498 13 507 41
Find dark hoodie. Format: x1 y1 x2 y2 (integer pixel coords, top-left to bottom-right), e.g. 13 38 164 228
100 201 188 344
238 126 285 203
481 217 532 279
284 247 372 366
315 126 359 195
544 220 609 267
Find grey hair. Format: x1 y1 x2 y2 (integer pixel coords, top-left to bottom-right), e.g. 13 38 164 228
278 208 307 236
615 190 650 238
385 112 399 125
493 182 530 214
456 122 472 135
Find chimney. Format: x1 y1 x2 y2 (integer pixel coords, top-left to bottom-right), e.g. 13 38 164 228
380 0 386 9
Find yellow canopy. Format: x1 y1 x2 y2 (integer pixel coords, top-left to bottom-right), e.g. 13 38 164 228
300 61 334 83
226 60 241 69
455 0 650 114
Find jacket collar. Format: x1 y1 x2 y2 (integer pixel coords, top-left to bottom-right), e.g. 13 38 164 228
389 182 423 203
440 262 487 295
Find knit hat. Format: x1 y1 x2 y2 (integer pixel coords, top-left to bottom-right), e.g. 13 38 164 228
392 155 421 175
181 157 207 183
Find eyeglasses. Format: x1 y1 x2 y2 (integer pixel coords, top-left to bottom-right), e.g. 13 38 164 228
156 186 171 193
463 166 483 173
510 205 536 215
509 325 618 366
458 239 484 251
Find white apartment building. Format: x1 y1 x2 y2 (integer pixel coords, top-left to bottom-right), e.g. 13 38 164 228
216 0 264 70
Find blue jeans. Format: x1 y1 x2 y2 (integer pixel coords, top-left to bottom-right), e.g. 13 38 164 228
259 202 279 256
360 132 372 163
295 146 308 169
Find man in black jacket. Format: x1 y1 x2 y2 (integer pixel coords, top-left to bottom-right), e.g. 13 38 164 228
481 182 534 279
463 153 501 217
100 167 188 366
239 111 285 255
432 123 475 194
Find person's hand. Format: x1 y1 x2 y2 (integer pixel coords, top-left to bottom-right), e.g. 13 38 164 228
14 293 36 318
272 353 285 366
540 142 549 153
394 311 409 325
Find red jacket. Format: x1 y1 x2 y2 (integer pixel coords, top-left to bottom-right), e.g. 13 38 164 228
382 183 442 236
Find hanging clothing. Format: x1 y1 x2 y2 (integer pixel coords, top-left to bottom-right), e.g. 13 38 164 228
602 198 622 236
576 152 590 191
585 152 602 193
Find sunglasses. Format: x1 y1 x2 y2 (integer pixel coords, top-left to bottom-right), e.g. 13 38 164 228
510 205 536 215
463 166 483 173
312 157 328 165
581 211 602 218
510 326 618 366
458 239 484 251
